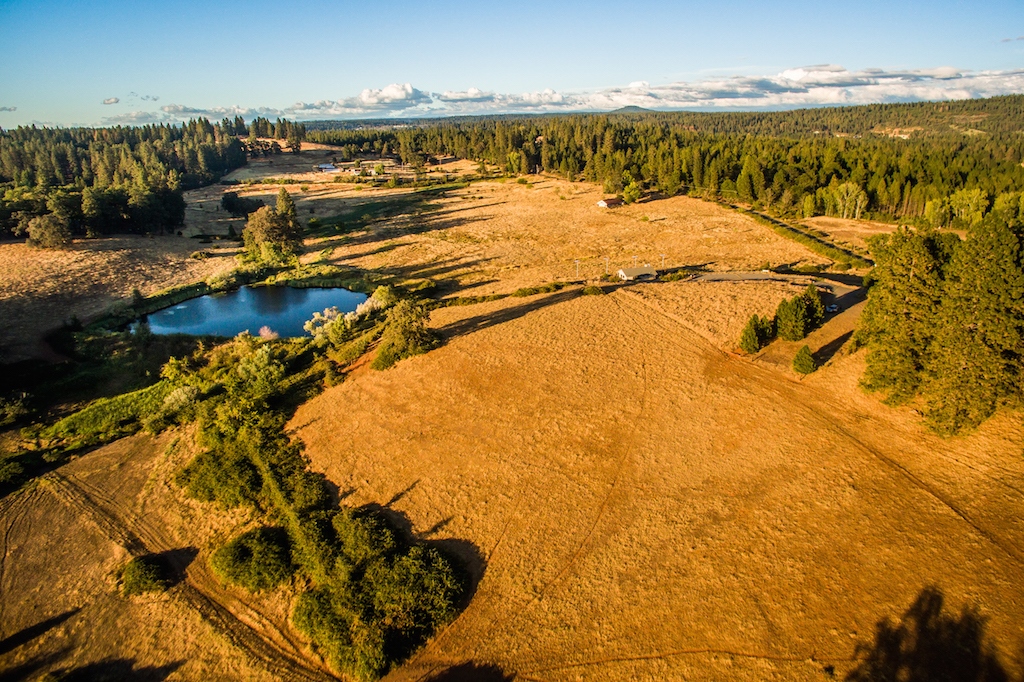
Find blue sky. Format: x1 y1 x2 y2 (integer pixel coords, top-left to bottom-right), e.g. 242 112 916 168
1 0 1022 126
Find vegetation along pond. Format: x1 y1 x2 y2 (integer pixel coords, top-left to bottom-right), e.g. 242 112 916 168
144 286 367 338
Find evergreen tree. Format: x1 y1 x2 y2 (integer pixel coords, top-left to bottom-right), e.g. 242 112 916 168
739 314 775 353
803 284 825 329
622 180 642 204
860 228 953 404
740 316 761 354
793 345 817 375
776 296 808 341
924 215 1024 433
276 187 297 226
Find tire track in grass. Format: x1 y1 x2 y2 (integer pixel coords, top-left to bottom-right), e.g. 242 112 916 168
0 488 43 629
470 293 650 655
42 472 336 682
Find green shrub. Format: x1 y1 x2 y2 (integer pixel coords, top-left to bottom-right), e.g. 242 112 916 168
0 393 31 427
328 327 383 366
121 555 168 595
293 544 463 681
40 381 174 451
793 345 817 375
211 526 294 592
512 282 564 297
582 285 605 296
372 300 437 370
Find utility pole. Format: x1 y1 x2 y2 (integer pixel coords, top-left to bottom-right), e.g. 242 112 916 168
575 259 580 279
633 255 638 268
604 257 609 275
661 254 666 269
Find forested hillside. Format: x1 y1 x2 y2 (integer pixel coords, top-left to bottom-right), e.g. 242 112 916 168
0 117 303 240
308 95 1024 228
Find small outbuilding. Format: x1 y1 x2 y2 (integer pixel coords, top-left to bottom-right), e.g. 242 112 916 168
597 197 623 208
316 163 339 173
617 265 657 281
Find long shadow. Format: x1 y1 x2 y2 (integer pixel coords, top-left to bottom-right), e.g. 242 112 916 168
813 330 853 366
0 648 71 682
51 658 185 681
425 662 513 681
0 609 81 656
833 286 868 310
847 586 1015 682
150 547 198 587
438 289 580 340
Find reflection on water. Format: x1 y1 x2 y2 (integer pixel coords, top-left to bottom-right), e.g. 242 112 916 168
145 286 367 338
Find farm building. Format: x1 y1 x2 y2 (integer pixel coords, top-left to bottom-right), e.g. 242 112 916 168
597 197 623 208
617 265 657 281
315 163 340 173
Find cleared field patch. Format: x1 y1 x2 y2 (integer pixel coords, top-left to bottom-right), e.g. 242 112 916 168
801 216 898 253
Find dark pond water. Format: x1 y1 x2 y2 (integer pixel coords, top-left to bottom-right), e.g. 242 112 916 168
144 286 367 338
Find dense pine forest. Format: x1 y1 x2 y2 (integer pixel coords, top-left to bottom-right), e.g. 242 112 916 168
308 95 1024 228
0 117 307 240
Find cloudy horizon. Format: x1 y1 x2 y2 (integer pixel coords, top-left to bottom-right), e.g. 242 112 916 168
20 65 1018 128
2 0 1022 128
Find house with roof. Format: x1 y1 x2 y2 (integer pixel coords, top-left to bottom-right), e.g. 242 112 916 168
617 265 657 281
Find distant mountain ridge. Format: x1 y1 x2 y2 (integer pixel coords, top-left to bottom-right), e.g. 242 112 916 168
301 95 1024 137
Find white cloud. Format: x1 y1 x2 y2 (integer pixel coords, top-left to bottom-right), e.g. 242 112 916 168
100 110 166 125
436 87 496 103
93 67 1024 126
102 97 119 105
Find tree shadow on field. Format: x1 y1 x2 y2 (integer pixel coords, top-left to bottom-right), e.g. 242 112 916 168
425 661 513 682
813 330 853 366
45 658 185 681
150 547 198 587
360 502 487 608
0 608 80 656
438 288 579 340
847 586 1017 682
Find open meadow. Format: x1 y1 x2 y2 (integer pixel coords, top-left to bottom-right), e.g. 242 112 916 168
1 153 1022 681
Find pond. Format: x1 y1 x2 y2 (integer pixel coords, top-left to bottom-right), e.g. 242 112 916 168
143 286 367 338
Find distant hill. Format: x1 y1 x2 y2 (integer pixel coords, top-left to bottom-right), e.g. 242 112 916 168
607 106 655 114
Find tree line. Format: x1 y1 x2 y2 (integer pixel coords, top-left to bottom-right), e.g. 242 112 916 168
0 116 306 241
307 95 1024 228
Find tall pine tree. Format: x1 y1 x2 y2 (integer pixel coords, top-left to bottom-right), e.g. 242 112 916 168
860 228 951 404
924 216 1024 433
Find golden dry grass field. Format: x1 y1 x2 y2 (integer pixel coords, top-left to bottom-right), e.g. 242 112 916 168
1 156 1022 681
0 237 239 361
